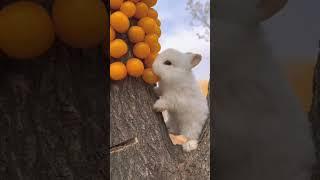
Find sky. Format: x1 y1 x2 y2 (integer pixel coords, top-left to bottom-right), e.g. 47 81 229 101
153 0 210 80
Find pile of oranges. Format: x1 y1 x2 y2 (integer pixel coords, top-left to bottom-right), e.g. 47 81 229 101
0 0 107 59
110 0 160 84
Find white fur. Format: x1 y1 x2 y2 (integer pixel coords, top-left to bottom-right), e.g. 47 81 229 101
152 48 209 152
214 0 315 179
182 140 199 152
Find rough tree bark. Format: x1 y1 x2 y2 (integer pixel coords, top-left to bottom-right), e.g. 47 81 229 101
110 76 211 180
0 1 108 179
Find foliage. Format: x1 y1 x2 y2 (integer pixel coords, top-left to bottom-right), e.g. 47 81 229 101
186 0 210 42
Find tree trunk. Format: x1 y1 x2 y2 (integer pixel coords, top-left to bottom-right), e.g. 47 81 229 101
110 77 211 179
0 46 108 180
0 2 107 179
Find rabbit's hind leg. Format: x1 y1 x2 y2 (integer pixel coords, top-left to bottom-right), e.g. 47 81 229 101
163 111 180 134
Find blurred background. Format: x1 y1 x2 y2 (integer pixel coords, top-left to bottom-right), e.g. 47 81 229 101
152 0 320 107
263 0 320 111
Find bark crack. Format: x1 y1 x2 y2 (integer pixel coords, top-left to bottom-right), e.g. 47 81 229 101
110 137 139 154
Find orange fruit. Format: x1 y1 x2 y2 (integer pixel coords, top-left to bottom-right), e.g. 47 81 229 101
128 26 145 43
0 1 55 59
155 18 161 26
149 42 161 53
110 11 130 33
144 53 158 68
133 42 150 59
126 58 145 77
154 25 161 36
147 8 158 19
129 0 141 3
144 34 159 46
141 0 157 7
110 62 127 80
134 2 148 19
142 68 159 84
52 0 107 48
138 17 157 34
120 1 136 18
110 39 128 58
110 27 116 41
110 0 124 10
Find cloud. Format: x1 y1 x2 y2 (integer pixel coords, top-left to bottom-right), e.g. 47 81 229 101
159 26 210 80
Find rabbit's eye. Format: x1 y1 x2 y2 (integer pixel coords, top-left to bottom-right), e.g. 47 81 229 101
164 60 172 65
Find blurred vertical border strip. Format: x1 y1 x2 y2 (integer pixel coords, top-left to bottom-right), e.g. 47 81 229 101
104 0 110 179
209 0 215 178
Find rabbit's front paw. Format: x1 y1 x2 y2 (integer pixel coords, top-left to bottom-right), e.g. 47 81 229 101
153 99 167 112
182 140 198 152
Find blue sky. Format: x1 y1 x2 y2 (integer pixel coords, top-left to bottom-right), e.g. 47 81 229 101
153 0 210 80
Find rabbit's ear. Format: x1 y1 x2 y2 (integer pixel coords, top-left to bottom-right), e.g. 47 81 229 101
188 53 202 68
257 0 287 21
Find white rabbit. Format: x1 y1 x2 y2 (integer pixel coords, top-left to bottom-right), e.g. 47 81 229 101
152 48 209 152
214 0 315 179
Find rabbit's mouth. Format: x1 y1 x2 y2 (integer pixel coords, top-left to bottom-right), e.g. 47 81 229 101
151 62 161 77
